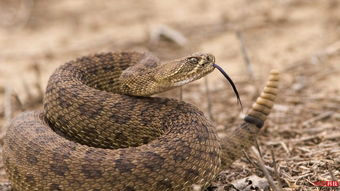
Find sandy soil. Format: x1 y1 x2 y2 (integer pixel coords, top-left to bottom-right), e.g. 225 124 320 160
0 0 339 190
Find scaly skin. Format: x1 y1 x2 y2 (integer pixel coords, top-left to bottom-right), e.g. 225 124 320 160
3 51 279 191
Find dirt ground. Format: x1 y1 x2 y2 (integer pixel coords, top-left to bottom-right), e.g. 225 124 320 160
0 0 339 190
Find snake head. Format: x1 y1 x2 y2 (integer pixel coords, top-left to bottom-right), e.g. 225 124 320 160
119 52 216 96
155 53 215 87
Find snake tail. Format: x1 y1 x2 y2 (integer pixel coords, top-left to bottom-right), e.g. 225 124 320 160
220 70 280 167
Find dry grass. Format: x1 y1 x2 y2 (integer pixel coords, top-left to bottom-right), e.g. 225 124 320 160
0 0 339 190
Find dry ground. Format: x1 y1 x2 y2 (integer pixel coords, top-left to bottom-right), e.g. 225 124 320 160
0 0 339 190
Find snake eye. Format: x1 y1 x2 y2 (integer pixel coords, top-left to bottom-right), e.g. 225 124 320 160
188 57 199 64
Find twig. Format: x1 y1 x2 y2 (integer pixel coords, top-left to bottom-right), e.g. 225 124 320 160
22 80 34 102
294 173 313 184
243 150 260 169
149 25 188 46
13 92 23 111
302 111 334 127
280 141 291 155
324 132 340 140
251 147 282 191
242 150 275 173
255 139 263 158
291 135 321 143
204 77 214 121
31 63 44 101
236 31 255 81
271 149 283 189
326 163 336 181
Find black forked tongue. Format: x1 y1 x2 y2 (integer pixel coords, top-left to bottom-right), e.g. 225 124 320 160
213 64 243 111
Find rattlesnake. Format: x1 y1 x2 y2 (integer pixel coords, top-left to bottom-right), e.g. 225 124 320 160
3 52 279 191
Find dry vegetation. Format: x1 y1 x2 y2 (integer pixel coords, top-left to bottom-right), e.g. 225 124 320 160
0 0 339 190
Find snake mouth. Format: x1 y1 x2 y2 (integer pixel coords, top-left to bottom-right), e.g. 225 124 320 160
173 65 215 87
213 64 243 110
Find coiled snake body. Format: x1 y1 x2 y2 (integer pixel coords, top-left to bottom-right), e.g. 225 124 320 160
3 52 280 191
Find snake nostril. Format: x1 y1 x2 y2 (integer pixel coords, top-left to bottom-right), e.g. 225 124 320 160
206 55 215 63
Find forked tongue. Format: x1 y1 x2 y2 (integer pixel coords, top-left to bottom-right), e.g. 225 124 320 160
213 64 243 111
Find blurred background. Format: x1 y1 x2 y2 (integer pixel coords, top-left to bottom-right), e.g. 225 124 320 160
0 0 339 190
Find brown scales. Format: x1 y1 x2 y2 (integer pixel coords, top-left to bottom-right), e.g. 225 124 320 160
2 52 280 191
